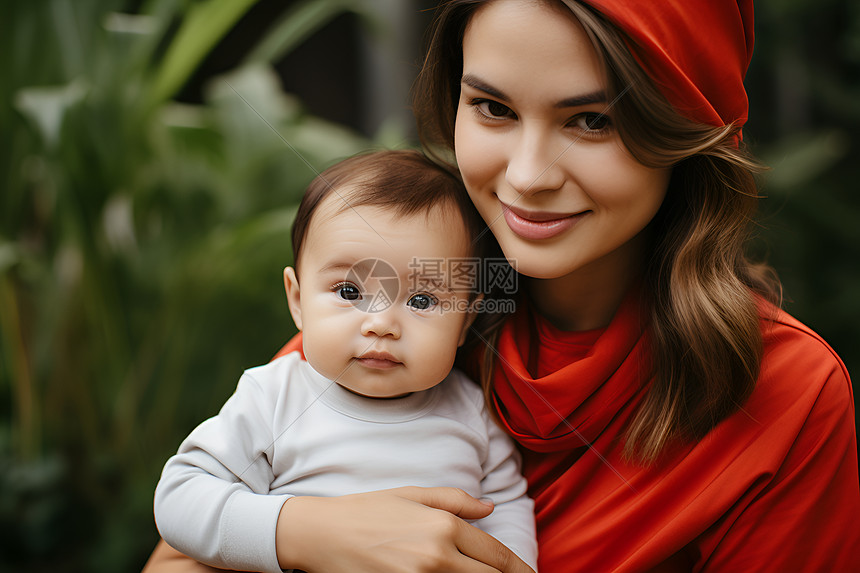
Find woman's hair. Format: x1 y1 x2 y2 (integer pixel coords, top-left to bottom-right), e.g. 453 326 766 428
413 0 782 462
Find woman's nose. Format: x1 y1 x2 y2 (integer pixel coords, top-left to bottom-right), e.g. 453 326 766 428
505 128 566 196
360 309 401 339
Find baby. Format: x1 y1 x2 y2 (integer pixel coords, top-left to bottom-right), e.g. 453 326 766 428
153 150 537 572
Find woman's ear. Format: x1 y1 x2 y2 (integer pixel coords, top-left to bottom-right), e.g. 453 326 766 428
283 267 302 330
457 294 483 347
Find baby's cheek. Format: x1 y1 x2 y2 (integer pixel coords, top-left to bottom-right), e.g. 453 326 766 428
301 327 343 381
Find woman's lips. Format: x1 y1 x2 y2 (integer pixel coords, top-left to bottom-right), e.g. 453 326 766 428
500 201 585 240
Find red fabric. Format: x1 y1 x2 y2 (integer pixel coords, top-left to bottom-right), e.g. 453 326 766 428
580 0 754 140
492 296 860 572
491 291 649 454
274 334 303 360
272 296 860 571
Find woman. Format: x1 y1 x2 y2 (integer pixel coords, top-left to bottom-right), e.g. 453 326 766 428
145 1 859 571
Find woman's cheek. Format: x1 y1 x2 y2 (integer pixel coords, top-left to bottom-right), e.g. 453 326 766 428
454 107 479 170
455 119 495 193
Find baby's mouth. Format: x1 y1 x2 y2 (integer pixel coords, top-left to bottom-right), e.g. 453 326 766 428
356 351 402 369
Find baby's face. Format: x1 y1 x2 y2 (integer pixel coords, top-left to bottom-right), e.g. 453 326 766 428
285 193 478 398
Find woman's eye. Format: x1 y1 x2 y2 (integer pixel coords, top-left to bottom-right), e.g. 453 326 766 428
475 99 514 119
334 282 362 301
572 112 611 132
407 293 438 311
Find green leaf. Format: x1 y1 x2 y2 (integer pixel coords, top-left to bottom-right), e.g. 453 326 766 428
243 0 360 66
148 0 260 106
13 80 88 149
760 129 850 191
0 241 19 275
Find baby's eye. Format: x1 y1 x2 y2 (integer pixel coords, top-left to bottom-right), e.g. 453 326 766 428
333 282 362 301
407 293 438 311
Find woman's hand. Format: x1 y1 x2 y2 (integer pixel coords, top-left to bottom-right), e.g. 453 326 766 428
276 486 535 573
142 487 534 573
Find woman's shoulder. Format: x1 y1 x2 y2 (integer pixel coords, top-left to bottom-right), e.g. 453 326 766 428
683 305 858 510
759 305 852 391
749 304 854 437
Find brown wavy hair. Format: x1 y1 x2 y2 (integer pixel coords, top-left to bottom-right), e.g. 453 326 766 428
413 0 781 462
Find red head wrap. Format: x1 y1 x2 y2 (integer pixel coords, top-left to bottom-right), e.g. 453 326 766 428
578 0 754 140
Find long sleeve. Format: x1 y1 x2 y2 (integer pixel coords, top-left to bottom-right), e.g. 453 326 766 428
476 396 538 571
154 372 290 573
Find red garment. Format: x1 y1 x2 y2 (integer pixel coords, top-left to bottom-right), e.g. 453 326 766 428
580 0 753 139
491 294 860 572
275 335 303 359
273 296 860 571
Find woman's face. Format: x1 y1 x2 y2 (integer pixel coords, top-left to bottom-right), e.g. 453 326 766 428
454 0 671 283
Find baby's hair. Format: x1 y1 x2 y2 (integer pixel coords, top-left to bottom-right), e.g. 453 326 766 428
291 149 487 272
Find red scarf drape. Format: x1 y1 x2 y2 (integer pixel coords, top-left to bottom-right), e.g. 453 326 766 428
491 291 650 454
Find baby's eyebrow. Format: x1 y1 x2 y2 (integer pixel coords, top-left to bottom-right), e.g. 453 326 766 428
318 262 358 274
411 275 448 289
409 274 469 296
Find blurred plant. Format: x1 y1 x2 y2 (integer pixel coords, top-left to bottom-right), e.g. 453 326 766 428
747 0 860 444
0 0 373 571
748 0 860 377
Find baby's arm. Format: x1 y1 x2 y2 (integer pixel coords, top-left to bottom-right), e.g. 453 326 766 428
477 408 538 572
439 371 537 571
154 372 288 573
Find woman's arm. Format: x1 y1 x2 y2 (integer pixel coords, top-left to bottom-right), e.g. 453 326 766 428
142 540 228 573
145 487 534 573
697 366 860 571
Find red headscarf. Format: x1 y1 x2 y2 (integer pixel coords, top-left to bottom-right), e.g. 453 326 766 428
578 0 754 140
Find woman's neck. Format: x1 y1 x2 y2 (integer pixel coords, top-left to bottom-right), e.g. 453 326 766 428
525 234 648 332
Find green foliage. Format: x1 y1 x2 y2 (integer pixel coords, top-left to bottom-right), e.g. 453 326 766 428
748 0 860 381
0 1 372 571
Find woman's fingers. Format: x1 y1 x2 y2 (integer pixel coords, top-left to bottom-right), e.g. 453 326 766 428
452 518 536 573
391 486 495 520
391 487 534 572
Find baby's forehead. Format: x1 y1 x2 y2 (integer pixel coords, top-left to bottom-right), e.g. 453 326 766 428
311 186 470 237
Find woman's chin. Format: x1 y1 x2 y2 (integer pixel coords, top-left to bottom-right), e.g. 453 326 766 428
505 255 575 281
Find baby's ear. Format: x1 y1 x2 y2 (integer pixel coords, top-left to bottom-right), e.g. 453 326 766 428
283 267 302 330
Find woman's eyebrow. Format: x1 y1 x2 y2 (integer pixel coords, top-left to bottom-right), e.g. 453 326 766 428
554 91 607 108
461 74 508 101
461 74 607 108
